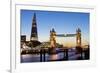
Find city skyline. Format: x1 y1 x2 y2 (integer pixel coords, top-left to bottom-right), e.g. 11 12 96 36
21 9 90 47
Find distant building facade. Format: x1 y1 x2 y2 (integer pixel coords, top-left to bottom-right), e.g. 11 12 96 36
21 35 26 42
21 35 26 48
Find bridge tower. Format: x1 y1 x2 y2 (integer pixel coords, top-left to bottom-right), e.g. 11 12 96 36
50 28 56 48
76 28 81 47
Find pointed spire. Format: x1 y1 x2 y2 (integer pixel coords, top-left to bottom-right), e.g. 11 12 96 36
34 13 36 18
51 28 55 32
77 28 81 32
76 24 81 33
33 13 36 22
30 13 38 41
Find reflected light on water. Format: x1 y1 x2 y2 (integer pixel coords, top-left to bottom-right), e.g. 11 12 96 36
50 54 58 60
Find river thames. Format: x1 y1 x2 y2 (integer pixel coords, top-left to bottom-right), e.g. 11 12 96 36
21 48 88 63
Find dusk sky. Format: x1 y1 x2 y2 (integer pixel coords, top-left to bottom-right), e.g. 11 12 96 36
21 9 90 47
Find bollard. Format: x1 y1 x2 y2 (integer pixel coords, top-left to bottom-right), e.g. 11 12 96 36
64 49 66 59
65 49 68 60
43 49 46 62
40 49 42 62
63 49 68 60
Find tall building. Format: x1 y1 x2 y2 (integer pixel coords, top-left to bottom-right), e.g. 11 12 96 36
30 13 38 41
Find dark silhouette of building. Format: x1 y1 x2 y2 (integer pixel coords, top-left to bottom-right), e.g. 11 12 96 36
21 35 26 48
29 13 41 47
30 13 38 41
21 35 26 42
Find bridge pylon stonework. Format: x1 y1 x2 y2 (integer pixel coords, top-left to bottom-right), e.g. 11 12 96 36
76 28 81 47
50 28 56 48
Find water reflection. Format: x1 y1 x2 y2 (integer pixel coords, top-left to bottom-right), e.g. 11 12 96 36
21 48 89 63
50 54 58 61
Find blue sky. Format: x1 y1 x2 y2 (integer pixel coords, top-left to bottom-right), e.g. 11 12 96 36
21 9 89 47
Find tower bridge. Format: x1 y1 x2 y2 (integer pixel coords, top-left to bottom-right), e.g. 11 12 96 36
50 28 81 48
